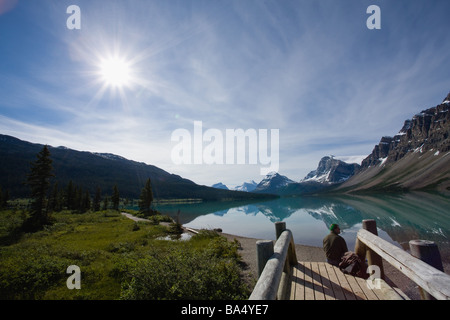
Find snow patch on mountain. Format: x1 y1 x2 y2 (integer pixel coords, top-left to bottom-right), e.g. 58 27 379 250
93 153 127 161
253 172 295 193
302 156 360 184
234 180 258 192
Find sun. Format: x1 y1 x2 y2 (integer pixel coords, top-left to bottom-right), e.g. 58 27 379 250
99 56 132 88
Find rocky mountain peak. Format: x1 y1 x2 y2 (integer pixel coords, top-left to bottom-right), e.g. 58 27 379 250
303 156 360 184
254 172 295 194
443 92 450 103
361 94 450 169
211 182 229 190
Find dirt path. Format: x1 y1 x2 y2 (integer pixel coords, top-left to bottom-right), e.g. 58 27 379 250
120 212 150 222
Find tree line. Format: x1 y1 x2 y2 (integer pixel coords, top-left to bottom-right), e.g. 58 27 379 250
46 181 121 213
19 145 155 232
0 186 9 209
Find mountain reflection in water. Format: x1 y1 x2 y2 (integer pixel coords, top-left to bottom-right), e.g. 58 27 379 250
154 192 450 263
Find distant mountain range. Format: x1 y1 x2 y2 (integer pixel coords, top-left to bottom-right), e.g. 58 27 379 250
235 180 258 192
3 92 449 199
227 91 450 196
211 180 258 192
0 135 274 201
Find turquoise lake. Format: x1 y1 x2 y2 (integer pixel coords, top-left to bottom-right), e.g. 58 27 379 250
154 192 450 263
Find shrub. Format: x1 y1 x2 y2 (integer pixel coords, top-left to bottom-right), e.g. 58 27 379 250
120 242 250 300
0 250 70 299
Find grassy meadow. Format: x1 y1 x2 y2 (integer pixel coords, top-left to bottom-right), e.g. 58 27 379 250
0 208 251 300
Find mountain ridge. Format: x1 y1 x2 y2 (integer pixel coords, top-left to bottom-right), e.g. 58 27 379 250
0 134 275 201
336 92 450 194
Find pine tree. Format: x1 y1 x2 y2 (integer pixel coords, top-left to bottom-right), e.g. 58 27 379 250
48 182 59 213
24 145 54 231
102 196 109 210
112 185 120 211
65 180 75 210
82 190 91 212
74 186 82 212
139 178 154 216
93 186 102 212
4 190 9 208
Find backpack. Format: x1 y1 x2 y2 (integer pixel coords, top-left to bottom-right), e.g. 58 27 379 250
339 251 368 279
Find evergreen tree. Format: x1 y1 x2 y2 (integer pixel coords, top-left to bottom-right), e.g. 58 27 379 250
0 187 8 209
102 196 109 210
4 189 9 208
24 145 54 231
82 190 91 212
74 186 82 212
65 180 75 210
112 185 120 211
48 182 59 213
139 178 154 216
93 186 102 212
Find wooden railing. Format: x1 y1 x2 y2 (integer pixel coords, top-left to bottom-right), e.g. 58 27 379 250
356 219 450 300
250 219 450 300
249 222 297 300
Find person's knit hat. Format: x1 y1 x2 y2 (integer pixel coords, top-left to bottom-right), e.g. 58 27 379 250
329 223 338 231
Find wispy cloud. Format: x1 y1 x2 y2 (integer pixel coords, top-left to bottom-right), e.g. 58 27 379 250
1 0 450 187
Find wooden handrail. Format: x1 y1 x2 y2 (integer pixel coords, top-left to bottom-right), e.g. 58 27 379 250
357 228 450 300
249 223 297 300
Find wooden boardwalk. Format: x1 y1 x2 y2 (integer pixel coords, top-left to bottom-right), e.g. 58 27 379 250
250 221 450 300
290 262 405 300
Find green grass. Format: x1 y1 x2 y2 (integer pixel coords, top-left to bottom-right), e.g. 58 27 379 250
0 209 250 300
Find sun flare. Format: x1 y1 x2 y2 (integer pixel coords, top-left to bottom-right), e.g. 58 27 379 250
99 57 132 88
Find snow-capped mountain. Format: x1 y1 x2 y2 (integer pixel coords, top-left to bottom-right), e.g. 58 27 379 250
254 172 295 194
302 156 360 184
338 92 450 193
234 180 258 192
211 182 229 190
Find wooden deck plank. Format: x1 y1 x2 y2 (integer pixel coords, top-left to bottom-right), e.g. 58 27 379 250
344 273 368 300
290 263 297 299
289 262 400 300
290 263 305 300
311 261 325 300
318 262 336 300
354 275 380 300
324 262 347 300
333 264 357 300
303 262 315 300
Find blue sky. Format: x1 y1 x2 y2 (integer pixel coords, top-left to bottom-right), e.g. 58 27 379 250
1 0 449 188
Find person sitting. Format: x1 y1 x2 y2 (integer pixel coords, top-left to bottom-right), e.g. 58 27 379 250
323 223 348 266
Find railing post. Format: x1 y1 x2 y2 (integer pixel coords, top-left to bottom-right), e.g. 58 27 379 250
275 221 286 239
256 240 274 278
409 240 444 300
362 219 385 280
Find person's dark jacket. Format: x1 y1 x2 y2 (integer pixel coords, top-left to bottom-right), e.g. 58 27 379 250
323 231 348 262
